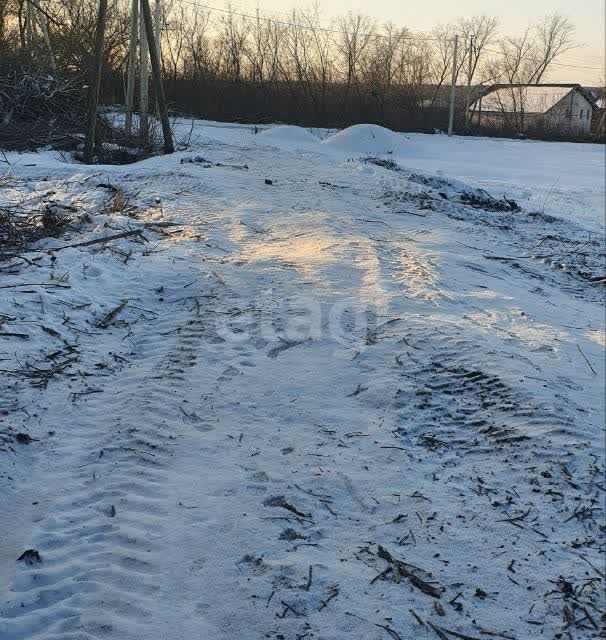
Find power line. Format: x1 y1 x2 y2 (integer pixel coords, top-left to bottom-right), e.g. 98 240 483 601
560 52 606 63
549 61 604 71
174 1 604 71
558 55 605 65
533 61 601 71
483 47 603 71
175 0 444 42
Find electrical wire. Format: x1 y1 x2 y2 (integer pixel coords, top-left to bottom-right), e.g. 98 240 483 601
174 0 444 42
482 47 603 71
173 0 605 72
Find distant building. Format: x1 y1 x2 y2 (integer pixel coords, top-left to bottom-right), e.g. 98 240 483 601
469 84 597 135
592 95 606 136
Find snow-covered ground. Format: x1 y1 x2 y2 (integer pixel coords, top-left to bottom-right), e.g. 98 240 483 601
1 123 604 640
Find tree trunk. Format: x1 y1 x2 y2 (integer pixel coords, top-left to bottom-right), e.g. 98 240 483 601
84 0 108 164
125 0 138 136
139 0 149 141
140 0 174 154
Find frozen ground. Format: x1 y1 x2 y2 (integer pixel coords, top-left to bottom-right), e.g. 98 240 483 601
0 123 604 640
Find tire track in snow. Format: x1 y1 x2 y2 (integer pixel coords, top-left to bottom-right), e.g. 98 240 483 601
0 270 216 640
359 322 577 453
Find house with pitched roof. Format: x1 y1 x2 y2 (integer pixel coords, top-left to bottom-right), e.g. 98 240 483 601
469 84 597 134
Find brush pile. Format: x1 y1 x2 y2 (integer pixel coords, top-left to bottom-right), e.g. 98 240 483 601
0 175 75 263
0 202 71 263
0 65 95 151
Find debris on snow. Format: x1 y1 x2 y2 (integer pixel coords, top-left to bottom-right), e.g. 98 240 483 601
0 121 603 640
17 549 41 565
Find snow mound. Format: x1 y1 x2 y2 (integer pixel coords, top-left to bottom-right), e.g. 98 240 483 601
257 125 319 146
322 124 403 154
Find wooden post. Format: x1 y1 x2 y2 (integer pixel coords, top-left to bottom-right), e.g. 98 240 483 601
139 0 149 141
154 0 161 57
464 35 473 129
25 0 34 55
125 0 139 136
34 4 57 72
448 35 459 137
84 0 108 164
154 0 161 114
140 0 174 154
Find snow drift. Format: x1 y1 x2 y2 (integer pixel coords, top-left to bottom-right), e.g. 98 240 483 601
322 124 403 155
256 125 319 147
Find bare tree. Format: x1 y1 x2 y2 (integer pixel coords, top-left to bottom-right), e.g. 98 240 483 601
0 4 586 139
484 14 576 86
429 23 457 106
0 0 12 48
243 10 282 85
279 8 317 107
529 14 576 83
360 23 429 119
300 6 333 116
458 14 499 84
217 3 247 82
163 0 188 85
336 12 376 111
487 28 535 84
180 5 214 81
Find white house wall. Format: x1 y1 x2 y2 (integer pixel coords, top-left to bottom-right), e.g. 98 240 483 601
546 92 593 134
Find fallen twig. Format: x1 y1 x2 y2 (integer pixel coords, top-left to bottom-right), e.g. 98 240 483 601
97 301 128 329
267 338 307 358
377 545 444 598
375 623 403 640
429 623 483 640
576 344 597 375
0 282 70 290
52 229 144 252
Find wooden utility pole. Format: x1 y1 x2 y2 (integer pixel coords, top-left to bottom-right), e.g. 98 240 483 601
84 0 108 163
139 0 149 141
154 0 162 114
140 0 174 154
125 0 139 136
25 0 34 55
22 1 57 71
36 7 57 71
154 0 161 56
464 35 473 129
447 34 459 137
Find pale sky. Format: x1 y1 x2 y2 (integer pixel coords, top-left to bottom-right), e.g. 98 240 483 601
220 0 606 85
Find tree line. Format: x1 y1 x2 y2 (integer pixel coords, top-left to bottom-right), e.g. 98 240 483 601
0 1 587 133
